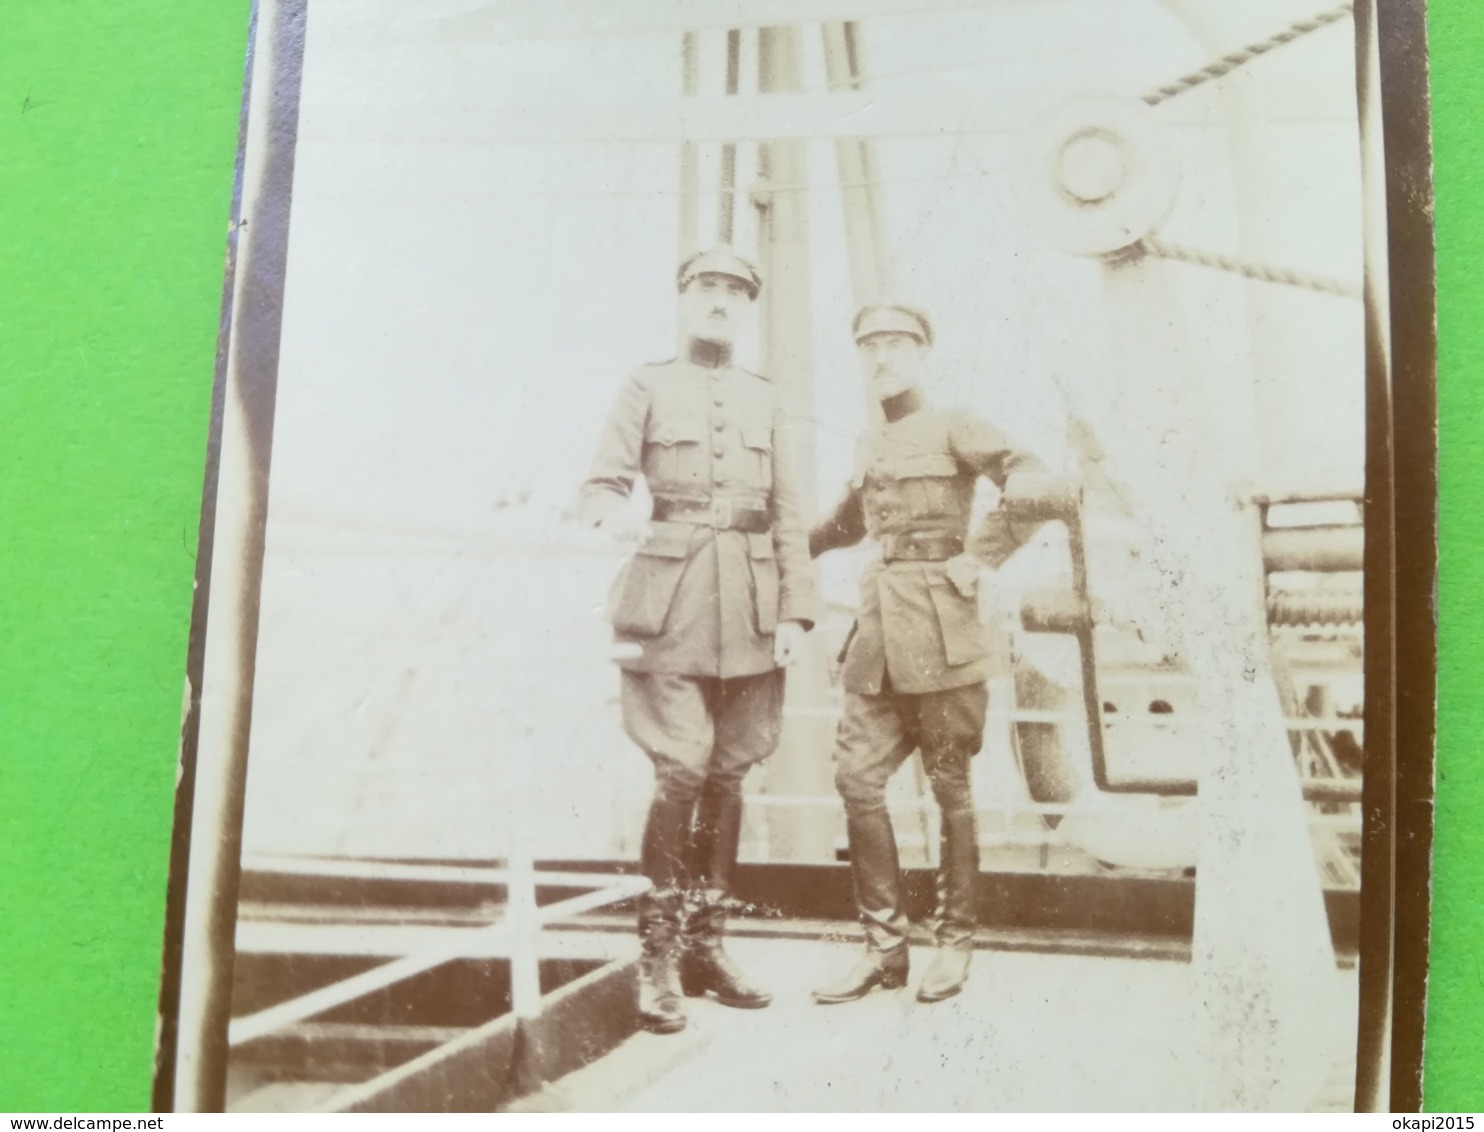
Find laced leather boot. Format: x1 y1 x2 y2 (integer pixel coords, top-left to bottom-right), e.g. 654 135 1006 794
679 782 772 1008
917 809 979 1004
634 793 695 1034
636 889 686 1033
813 811 911 1005
680 893 772 1008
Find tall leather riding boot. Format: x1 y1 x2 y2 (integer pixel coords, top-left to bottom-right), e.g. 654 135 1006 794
917 809 980 1003
635 796 694 1034
641 794 695 893
679 783 772 1008
812 812 910 1004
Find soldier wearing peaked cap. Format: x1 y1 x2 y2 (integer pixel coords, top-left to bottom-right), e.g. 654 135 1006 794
579 246 816 1034
676 245 763 299
809 302 1051 1006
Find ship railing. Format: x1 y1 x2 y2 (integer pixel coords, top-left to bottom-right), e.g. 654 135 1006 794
228 855 648 1049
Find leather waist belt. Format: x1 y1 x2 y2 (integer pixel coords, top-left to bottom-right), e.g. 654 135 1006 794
880 530 964 563
652 497 771 533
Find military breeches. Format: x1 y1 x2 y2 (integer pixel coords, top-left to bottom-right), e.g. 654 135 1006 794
621 669 785 803
833 678 989 818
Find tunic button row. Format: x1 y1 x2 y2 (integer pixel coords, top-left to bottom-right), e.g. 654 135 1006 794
713 446 725 459
713 419 726 432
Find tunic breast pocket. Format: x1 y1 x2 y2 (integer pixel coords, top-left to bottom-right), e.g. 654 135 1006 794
903 476 953 518
646 417 706 491
741 424 773 493
927 578 989 667
891 455 959 519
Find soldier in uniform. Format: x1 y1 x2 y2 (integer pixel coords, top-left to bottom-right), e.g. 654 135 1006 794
579 247 816 1034
809 303 1048 1006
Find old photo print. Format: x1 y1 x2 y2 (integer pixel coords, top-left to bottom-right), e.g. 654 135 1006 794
153 0 1435 1113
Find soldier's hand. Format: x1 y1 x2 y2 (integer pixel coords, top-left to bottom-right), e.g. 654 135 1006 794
773 620 807 667
944 552 985 599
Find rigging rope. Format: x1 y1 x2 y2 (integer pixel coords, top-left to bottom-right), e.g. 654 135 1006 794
1138 236 1362 299
1142 2 1355 106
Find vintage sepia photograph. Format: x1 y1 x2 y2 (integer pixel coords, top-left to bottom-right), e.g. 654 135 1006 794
154 0 1432 1113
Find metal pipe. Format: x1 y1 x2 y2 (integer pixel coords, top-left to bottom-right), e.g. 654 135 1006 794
241 856 645 888
1060 508 1144 795
1262 526 1365 573
678 31 700 258
718 29 741 243
821 20 886 304
740 783 1362 808
505 737 542 1024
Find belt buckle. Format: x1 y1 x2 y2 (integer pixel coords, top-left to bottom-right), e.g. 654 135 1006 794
709 497 733 529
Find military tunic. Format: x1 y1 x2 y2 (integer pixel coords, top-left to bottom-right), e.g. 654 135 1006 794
581 356 815 678
582 353 816 778
811 401 1046 696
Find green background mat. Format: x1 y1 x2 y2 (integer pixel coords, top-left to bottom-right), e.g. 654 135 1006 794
0 1 1475 1112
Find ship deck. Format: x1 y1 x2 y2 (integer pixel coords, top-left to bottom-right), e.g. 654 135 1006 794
541 936 1360 1113
229 915 1358 1113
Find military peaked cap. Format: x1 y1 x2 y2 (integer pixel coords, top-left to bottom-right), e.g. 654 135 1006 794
852 303 934 346
677 246 763 299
